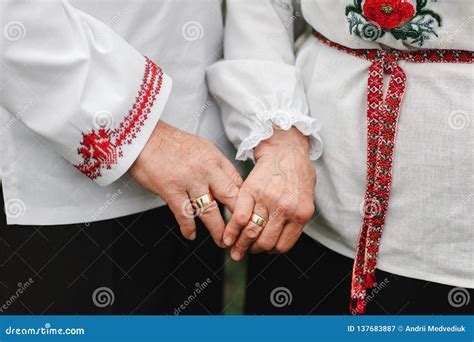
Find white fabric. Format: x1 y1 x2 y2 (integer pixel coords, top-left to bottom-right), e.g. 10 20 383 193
209 61 322 162
207 0 474 288
207 1 323 162
0 0 235 225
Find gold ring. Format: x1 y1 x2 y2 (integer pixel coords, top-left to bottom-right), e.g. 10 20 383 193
192 193 215 209
250 213 267 228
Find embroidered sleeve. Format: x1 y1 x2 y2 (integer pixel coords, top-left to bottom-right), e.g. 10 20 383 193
0 0 172 188
75 57 171 185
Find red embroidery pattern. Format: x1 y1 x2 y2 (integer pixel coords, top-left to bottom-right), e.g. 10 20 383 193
363 0 415 29
346 0 442 46
313 32 473 315
75 57 164 180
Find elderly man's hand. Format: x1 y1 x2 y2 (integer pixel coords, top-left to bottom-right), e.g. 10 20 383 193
130 121 243 247
224 127 316 260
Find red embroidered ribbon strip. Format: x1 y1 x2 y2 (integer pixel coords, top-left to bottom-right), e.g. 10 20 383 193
75 57 164 180
313 32 473 315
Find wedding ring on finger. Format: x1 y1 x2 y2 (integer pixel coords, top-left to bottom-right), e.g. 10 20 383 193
192 193 215 210
250 213 267 228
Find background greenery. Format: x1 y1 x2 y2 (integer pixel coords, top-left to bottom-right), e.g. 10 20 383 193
223 255 246 315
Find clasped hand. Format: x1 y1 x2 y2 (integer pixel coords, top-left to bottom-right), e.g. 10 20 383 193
130 122 316 258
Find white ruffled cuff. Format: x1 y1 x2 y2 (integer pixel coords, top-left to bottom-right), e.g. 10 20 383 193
236 108 323 162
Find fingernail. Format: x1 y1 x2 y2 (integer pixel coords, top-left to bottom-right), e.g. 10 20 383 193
224 235 234 246
231 251 241 261
189 232 196 240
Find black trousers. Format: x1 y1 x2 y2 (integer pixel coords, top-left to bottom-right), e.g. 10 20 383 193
246 232 473 315
0 192 224 315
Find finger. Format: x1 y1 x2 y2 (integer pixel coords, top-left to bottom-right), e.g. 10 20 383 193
223 189 255 247
188 186 226 248
197 200 226 248
271 222 304 254
249 214 286 254
208 167 240 213
230 204 268 261
220 155 244 189
166 194 197 241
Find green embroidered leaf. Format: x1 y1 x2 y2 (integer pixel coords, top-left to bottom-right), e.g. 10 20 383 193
418 9 442 26
346 0 362 14
345 4 361 15
346 12 363 34
345 5 354 15
391 24 420 40
416 0 428 11
393 15 439 46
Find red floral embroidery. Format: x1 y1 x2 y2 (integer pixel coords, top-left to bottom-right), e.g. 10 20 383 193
346 0 443 46
313 32 473 315
363 0 415 29
75 57 164 180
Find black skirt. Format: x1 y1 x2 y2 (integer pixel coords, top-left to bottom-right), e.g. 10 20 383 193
0 188 224 315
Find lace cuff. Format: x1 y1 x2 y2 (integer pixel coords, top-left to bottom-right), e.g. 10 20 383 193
236 109 323 162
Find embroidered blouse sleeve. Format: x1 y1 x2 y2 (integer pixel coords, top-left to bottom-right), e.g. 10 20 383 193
206 0 322 162
0 0 172 186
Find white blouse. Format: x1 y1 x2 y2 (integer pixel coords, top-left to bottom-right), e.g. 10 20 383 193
207 0 473 288
1 0 235 225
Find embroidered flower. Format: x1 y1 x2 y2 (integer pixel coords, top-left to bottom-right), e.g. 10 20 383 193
363 0 414 29
75 57 164 180
346 0 442 46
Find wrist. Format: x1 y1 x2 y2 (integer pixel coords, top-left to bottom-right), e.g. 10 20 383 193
254 126 310 161
130 121 168 174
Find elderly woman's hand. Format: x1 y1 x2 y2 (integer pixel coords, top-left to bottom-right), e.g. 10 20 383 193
130 121 242 247
224 127 317 260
